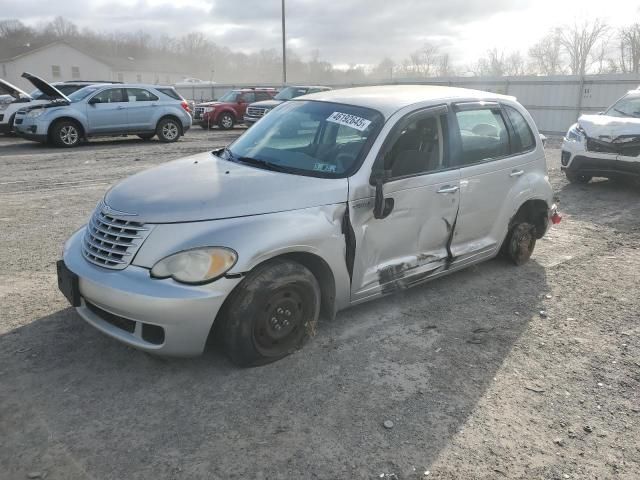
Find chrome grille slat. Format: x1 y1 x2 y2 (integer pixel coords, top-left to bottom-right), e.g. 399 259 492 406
84 236 132 257
247 107 267 118
82 203 152 270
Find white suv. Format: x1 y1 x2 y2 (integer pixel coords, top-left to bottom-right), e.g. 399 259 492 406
562 87 640 183
57 85 559 366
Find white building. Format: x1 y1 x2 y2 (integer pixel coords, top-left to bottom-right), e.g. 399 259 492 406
0 41 187 90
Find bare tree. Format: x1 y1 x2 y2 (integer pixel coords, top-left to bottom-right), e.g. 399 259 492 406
618 23 640 73
504 51 526 76
437 53 453 77
473 48 506 76
529 29 564 75
371 57 396 80
559 19 608 75
44 16 79 38
408 43 440 77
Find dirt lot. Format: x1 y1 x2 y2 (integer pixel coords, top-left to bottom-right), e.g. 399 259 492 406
0 129 638 480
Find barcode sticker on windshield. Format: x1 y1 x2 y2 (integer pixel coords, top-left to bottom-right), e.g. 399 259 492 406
326 112 371 131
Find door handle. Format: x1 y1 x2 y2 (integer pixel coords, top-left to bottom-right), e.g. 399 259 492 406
117 106 125 110
437 185 459 194
510 169 524 177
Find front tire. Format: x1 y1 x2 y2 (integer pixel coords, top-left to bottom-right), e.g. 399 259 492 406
503 222 537 266
50 120 81 148
217 112 235 130
221 259 321 367
565 171 592 184
156 118 181 142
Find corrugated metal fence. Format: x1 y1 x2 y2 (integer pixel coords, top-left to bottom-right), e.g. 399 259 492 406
176 74 640 135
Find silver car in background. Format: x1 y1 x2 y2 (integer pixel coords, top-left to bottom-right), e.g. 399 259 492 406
57 85 558 366
14 72 192 147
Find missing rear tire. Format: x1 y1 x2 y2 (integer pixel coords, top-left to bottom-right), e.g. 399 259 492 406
503 222 536 266
565 172 592 184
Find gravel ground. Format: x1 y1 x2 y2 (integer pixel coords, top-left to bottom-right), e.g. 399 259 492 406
0 129 638 480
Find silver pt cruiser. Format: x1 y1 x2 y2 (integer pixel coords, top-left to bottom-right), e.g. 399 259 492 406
58 86 560 366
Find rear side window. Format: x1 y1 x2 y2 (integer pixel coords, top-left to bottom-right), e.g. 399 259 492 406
504 105 535 152
455 108 509 164
255 92 272 101
157 88 182 100
126 88 158 102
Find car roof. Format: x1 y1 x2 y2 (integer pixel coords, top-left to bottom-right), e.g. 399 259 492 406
233 88 277 92
299 85 516 119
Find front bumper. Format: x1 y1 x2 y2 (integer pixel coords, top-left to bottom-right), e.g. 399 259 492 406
14 116 49 142
561 138 640 178
62 228 242 356
243 115 259 125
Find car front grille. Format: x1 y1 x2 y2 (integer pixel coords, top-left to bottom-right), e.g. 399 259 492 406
246 107 267 118
194 107 205 118
82 203 152 270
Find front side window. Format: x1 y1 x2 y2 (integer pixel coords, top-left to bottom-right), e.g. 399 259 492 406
381 115 443 178
51 65 61 78
68 86 101 102
240 92 256 103
224 100 384 178
504 105 535 152
91 88 125 103
126 88 158 102
606 94 640 118
455 108 509 164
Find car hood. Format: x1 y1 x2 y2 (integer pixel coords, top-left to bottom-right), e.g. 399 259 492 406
249 99 284 109
578 114 640 140
104 152 348 223
196 101 221 107
21 72 69 102
0 79 31 100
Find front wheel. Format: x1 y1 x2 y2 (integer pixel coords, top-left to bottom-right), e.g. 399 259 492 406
50 120 81 148
217 112 235 130
156 118 181 142
565 171 592 184
503 222 536 266
220 259 321 367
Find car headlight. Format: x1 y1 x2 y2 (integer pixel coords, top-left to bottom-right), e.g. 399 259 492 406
26 108 45 118
566 124 585 143
204 107 214 113
150 247 237 284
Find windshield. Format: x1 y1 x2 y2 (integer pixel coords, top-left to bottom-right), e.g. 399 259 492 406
218 91 239 102
274 87 309 101
606 94 640 118
223 100 384 178
68 86 101 102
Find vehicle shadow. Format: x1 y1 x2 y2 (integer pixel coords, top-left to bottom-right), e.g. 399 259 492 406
0 258 547 479
557 178 640 232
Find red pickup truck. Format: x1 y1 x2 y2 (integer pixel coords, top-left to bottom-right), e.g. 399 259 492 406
193 88 276 130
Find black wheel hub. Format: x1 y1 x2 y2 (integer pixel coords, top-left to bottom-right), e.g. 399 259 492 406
254 288 305 354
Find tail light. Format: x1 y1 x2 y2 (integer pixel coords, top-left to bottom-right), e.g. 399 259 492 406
550 204 562 225
181 101 191 113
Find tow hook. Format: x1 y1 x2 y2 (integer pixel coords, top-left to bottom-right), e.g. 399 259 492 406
550 204 562 225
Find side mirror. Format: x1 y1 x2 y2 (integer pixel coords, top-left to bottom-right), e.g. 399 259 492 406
88 97 100 105
371 170 394 219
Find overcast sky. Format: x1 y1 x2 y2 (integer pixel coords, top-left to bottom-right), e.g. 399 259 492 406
5 0 640 67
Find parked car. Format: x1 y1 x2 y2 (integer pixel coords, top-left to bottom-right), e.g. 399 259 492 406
0 78 115 135
193 88 276 130
562 86 640 183
243 85 331 126
13 72 192 147
57 85 560 366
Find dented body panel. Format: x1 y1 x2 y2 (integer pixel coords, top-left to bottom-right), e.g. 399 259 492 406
60 85 555 357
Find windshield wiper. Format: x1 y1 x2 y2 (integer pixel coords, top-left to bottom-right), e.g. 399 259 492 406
233 156 290 173
613 108 639 118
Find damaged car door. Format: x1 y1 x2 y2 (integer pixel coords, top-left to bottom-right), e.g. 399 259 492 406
448 102 534 263
349 105 460 301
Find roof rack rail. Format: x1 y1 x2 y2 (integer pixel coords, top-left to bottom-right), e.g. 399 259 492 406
63 80 122 84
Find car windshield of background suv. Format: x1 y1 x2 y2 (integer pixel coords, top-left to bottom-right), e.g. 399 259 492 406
606 94 640 118
274 87 308 100
68 86 101 102
218 91 239 102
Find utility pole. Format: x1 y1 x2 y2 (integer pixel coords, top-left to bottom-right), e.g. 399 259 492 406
281 0 287 84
